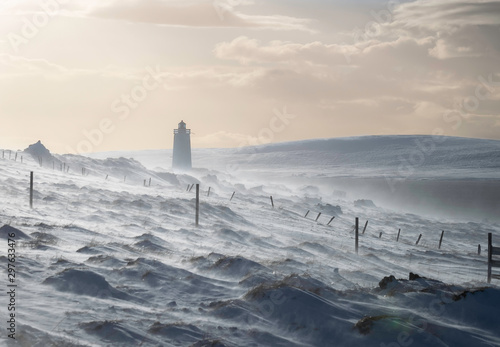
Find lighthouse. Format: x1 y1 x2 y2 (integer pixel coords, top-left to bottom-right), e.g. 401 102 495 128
172 120 192 170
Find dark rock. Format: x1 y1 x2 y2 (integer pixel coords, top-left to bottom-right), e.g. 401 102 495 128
379 275 396 289
409 272 422 281
452 288 486 302
353 315 392 335
0 225 31 239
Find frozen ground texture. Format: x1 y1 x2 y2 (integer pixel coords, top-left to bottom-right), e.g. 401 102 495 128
0 135 499 346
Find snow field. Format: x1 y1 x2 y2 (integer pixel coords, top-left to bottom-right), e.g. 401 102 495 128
0 137 499 346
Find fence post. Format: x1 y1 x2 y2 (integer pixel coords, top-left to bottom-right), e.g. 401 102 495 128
230 191 235 201
379 232 383 238
478 244 481 256
416 234 422 245
363 220 368 234
149 178 151 187
488 233 492 283
195 184 200 226
304 210 310 218
270 196 274 208
355 217 359 254
315 212 322 221
438 230 445 249
207 187 211 197
29 171 34 209
327 216 335 226
397 229 401 242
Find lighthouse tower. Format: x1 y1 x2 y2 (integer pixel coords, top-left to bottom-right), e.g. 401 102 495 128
172 120 192 170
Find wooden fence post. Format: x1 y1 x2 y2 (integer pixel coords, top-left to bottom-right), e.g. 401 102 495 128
207 187 211 197
327 216 335 226
270 196 274 208
438 230 445 249
149 178 151 187
416 234 422 245
189 184 195 192
29 171 34 209
478 244 481 255
488 233 492 283
195 184 200 226
304 210 310 218
379 232 383 238
315 212 322 221
230 191 235 201
397 229 401 242
355 217 359 254
363 220 369 234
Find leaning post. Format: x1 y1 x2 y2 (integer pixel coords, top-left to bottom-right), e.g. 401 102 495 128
195 184 200 226
355 217 359 254
438 230 445 249
488 233 492 283
29 171 34 208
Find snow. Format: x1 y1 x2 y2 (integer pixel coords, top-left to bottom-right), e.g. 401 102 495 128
0 135 499 346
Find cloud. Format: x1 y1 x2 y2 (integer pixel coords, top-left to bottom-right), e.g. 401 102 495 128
0 54 146 82
389 0 500 60
214 36 354 65
209 0 500 140
193 130 260 148
0 54 69 75
0 0 312 31
392 0 500 31
85 0 312 31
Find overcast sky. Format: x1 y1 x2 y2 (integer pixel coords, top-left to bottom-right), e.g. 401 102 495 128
0 0 499 153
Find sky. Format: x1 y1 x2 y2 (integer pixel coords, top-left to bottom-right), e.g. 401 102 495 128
0 0 499 154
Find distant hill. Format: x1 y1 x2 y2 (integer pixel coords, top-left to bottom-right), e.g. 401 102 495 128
88 135 500 180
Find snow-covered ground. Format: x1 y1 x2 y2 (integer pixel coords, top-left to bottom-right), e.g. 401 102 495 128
1 135 499 346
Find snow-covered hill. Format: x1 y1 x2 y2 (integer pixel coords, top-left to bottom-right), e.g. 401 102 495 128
0 136 499 346
91 135 500 222
90 135 500 178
